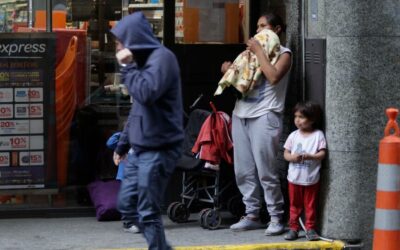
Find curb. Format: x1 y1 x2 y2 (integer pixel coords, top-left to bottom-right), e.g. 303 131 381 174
103 240 346 250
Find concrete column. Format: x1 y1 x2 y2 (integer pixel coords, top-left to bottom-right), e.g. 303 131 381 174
306 0 400 248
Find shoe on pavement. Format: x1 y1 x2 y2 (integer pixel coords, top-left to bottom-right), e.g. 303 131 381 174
284 229 298 240
306 229 319 241
230 216 264 231
264 221 285 235
123 224 140 234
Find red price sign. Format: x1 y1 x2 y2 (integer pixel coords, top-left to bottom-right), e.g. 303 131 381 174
28 89 41 99
0 152 10 166
0 121 15 128
0 106 11 113
29 105 42 115
10 137 27 148
0 104 12 118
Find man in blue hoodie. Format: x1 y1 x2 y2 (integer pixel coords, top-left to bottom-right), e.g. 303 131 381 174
111 12 184 250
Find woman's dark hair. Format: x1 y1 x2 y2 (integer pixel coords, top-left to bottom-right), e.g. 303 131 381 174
260 12 286 34
293 101 323 130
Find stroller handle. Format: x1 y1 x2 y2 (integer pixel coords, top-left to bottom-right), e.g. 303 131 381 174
189 93 203 110
209 101 217 113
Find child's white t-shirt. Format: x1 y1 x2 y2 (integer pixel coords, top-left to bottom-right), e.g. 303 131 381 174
284 129 326 185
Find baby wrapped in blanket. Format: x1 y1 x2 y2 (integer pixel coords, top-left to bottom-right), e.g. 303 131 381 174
214 29 280 96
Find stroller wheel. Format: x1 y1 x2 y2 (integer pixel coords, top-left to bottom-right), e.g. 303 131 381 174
199 208 210 228
227 194 245 218
171 202 190 223
167 202 180 222
203 209 221 230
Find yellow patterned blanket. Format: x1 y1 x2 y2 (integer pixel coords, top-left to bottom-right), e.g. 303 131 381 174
214 29 280 96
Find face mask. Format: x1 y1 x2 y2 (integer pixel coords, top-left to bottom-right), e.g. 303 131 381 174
116 48 133 66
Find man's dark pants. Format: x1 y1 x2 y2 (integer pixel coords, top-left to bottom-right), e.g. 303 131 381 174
118 145 181 250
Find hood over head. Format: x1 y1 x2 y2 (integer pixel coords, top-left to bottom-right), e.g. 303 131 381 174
111 12 161 51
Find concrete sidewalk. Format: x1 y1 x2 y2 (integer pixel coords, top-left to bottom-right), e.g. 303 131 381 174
0 213 344 250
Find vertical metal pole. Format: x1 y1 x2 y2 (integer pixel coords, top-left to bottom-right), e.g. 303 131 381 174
98 0 105 85
46 0 52 32
163 0 175 46
28 0 33 28
301 0 306 101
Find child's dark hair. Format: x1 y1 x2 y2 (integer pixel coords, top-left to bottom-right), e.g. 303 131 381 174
293 101 323 129
260 12 286 34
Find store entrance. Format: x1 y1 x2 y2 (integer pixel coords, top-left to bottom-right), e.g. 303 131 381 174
0 0 300 219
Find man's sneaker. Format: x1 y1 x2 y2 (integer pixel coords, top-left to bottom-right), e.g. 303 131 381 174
123 224 140 234
230 216 264 232
264 221 285 235
306 229 319 241
284 229 298 240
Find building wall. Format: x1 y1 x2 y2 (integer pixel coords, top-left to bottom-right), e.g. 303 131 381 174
306 0 400 248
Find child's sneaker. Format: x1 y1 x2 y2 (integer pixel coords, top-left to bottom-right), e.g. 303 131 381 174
230 216 264 231
284 229 298 240
123 224 140 234
306 229 319 241
264 221 285 235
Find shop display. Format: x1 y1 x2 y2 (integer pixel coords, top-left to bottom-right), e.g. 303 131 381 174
128 1 164 42
0 0 28 32
179 0 241 44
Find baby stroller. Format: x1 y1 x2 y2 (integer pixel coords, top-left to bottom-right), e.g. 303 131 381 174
167 102 244 230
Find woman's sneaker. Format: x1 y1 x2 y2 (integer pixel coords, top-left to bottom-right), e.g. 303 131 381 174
284 229 298 240
264 221 285 235
230 216 264 231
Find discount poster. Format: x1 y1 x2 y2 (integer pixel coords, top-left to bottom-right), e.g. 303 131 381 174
0 33 56 189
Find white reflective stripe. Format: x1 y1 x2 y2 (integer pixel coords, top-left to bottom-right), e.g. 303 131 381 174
374 209 400 230
377 164 400 191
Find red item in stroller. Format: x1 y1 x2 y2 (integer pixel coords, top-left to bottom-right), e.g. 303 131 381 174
166 103 244 230
192 102 233 166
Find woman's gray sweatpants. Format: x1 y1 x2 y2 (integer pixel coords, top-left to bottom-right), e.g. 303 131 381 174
232 112 285 222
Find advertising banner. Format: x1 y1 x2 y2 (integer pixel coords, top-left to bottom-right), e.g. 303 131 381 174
0 33 56 189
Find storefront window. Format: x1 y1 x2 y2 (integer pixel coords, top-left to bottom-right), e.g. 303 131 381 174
0 0 28 32
0 1 58 211
175 0 248 44
0 0 250 215
0 0 128 213
127 0 249 44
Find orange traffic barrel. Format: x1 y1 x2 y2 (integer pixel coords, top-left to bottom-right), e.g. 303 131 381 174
373 108 400 250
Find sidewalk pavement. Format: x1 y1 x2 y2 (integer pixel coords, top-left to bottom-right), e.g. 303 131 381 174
0 212 344 250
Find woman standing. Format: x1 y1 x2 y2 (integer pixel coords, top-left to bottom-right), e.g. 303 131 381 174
223 12 292 236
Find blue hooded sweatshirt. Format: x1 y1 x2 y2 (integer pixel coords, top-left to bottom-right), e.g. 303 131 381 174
111 12 184 155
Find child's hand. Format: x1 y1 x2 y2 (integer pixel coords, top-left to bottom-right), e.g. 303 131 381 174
291 153 303 163
302 153 313 161
221 61 232 74
113 152 126 166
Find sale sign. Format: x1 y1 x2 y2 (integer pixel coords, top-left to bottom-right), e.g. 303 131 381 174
0 33 56 189
0 120 43 134
0 152 10 167
0 104 13 118
14 103 43 118
0 88 13 102
0 135 43 150
19 151 44 166
14 88 43 102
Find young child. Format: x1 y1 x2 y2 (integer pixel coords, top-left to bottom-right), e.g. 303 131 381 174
283 101 326 241
106 132 125 181
106 132 139 234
